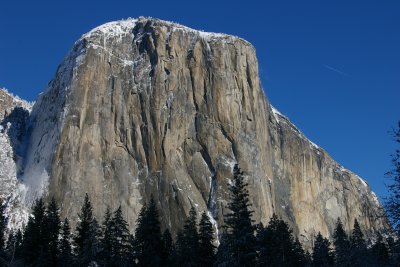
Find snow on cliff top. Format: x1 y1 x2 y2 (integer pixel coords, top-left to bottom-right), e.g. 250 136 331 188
271 105 320 150
0 88 34 113
82 18 138 40
81 17 252 45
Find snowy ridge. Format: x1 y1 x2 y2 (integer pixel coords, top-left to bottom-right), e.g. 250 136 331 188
80 17 252 47
0 88 34 115
0 88 33 229
0 126 29 229
271 105 320 150
81 18 137 41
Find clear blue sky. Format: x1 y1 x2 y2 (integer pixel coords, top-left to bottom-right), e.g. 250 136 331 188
1 0 399 200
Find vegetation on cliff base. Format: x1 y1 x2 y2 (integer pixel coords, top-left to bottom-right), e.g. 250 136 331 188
0 164 397 266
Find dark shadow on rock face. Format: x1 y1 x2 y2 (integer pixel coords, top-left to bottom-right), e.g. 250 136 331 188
1 107 30 176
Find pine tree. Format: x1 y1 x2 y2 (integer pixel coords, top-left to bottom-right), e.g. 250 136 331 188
312 232 334 267
0 199 7 265
304 251 312 267
259 214 298 267
87 218 102 265
100 206 113 266
74 193 99 266
110 205 132 266
133 197 163 266
21 198 46 265
14 229 22 261
333 218 351 267
58 218 73 266
173 231 186 266
370 232 389 267
291 238 307 267
255 223 267 266
161 229 174 266
385 121 400 232
0 200 7 251
183 207 200 266
350 219 368 267
218 164 256 267
214 230 232 267
198 211 216 267
42 197 61 266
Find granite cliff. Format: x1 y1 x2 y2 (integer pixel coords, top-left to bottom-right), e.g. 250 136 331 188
0 17 388 246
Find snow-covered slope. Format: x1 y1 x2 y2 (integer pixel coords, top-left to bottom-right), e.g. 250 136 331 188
0 89 32 228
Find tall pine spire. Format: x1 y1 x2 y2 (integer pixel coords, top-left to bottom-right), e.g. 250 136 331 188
333 218 351 267
133 197 163 266
74 193 100 266
59 218 73 267
218 164 256 267
312 232 334 267
198 211 216 266
110 205 132 266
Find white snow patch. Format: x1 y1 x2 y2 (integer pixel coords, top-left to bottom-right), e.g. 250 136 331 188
271 105 283 123
357 176 368 187
220 155 236 171
371 192 380 205
82 18 137 40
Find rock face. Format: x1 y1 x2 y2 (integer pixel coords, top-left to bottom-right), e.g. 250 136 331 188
0 18 388 245
0 89 32 228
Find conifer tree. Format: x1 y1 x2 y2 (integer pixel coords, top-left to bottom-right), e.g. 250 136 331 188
110 205 132 266
0 200 7 265
74 193 99 266
304 251 312 267
292 238 307 267
385 121 400 232
42 197 61 266
350 219 368 267
172 207 200 266
5 230 17 265
312 232 334 267
173 231 186 266
370 232 389 267
198 211 216 266
21 198 46 265
218 164 256 267
87 218 102 264
161 229 174 266
259 213 298 267
182 207 200 266
333 218 351 267
100 206 113 265
14 229 22 260
255 223 268 266
214 230 231 267
386 235 400 265
0 200 7 252
133 197 163 266
59 218 73 267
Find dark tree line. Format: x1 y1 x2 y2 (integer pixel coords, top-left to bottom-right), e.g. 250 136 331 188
384 121 400 265
0 163 398 266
